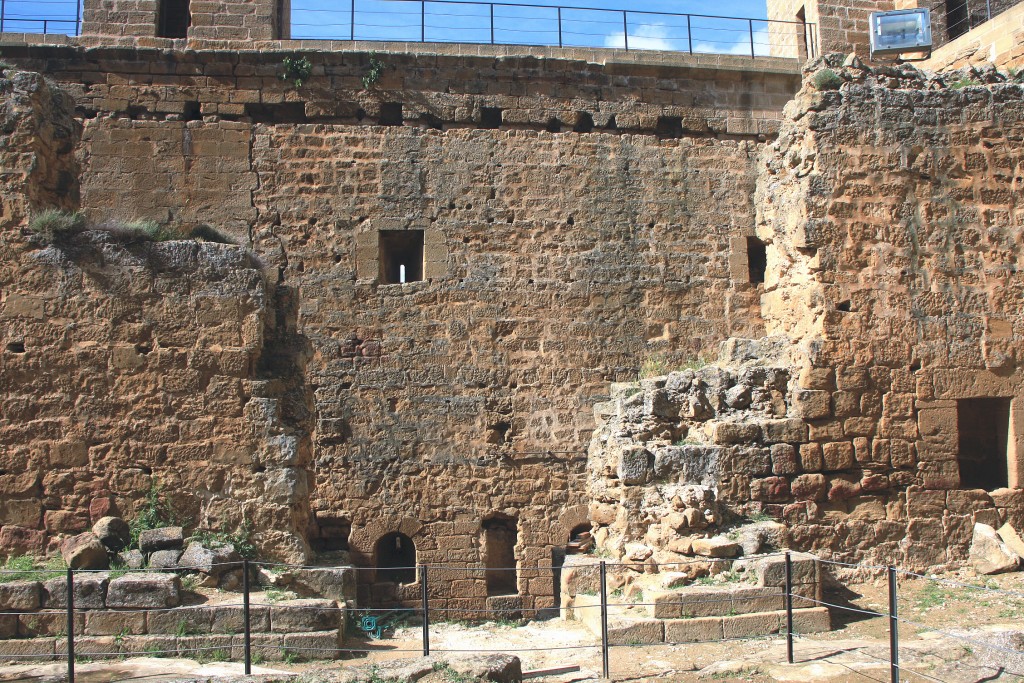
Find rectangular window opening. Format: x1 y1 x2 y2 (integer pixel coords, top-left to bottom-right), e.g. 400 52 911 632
480 107 502 129
379 230 424 284
158 0 191 38
747 236 767 284
483 518 518 596
379 102 403 126
957 397 1011 490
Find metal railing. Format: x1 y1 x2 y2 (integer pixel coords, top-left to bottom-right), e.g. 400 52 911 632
0 0 81 35
3 552 1022 681
290 0 816 59
943 0 1006 40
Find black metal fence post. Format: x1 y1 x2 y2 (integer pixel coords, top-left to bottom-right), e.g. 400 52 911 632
489 3 494 44
75 0 81 35
1 0 6 34
784 552 794 664
888 566 899 683
350 0 355 40
420 564 430 656
622 12 628 50
66 568 75 683
599 561 609 679
749 18 755 58
420 0 425 42
243 560 252 674
686 14 692 53
557 7 562 47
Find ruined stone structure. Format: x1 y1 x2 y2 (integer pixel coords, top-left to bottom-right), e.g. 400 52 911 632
1 0 1024 615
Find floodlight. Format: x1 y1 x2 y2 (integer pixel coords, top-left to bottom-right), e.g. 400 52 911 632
869 8 932 58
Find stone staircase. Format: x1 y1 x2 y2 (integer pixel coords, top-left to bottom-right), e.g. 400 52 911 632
562 553 830 644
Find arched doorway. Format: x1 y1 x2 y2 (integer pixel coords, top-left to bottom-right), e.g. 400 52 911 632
375 532 416 584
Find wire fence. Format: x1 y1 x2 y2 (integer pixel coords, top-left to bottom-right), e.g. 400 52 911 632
0 0 816 59
0 0 80 35
2 553 1023 681
942 0 1006 40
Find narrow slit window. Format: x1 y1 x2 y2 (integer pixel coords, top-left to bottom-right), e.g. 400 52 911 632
379 230 424 284
747 236 767 284
376 532 416 584
158 0 191 38
483 517 517 596
957 397 1011 490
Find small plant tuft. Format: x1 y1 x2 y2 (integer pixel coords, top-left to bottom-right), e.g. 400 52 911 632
129 481 179 550
191 520 257 559
639 354 668 379
30 209 86 243
949 77 982 90
362 53 385 89
282 56 313 88
813 68 843 91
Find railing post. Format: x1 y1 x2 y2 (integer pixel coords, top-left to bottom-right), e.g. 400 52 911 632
749 18 755 58
420 564 430 656
622 12 628 50
686 14 692 54
66 568 75 683
888 566 899 683
350 0 355 41
421 0 425 42
557 6 562 48
1 0 6 34
489 3 494 44
785 551 794 664
75 0 81 36
599 561 609 679
243 560 252 674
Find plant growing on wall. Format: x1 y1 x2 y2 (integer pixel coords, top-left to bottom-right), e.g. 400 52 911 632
812 68 842 91
362 53 385 89
281 56 313 88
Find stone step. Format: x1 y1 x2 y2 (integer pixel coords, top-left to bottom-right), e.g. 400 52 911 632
575 607 830 645
0 628 343 662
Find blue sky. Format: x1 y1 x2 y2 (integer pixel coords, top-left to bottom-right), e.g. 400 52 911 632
11 0 782 56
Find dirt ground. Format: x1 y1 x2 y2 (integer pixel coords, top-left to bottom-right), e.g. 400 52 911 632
2 570 1024 683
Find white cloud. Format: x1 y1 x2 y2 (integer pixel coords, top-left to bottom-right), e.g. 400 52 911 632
603 22 680 51
692 28 771 56
602 20 772 56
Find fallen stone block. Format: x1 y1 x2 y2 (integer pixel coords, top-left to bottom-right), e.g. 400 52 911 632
148 549 183 570
997 523 1024 560
178 541 241 576
288 566 357 602
691 537 740 558
664 616 724 643
92 517 130 552
42 573 108 609
139 527 184 553
60 532 109 570
0 580 41 611
117 549 145 569
971 523 1020 575
270 599 340 632
106 573 181 608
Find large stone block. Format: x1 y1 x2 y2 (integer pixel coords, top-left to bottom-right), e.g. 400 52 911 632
970 523 1020 575
664 616 723 643
721 611 782 638
790 390 831 419
0 580 41 611
269 599 340 632
762 419 809 443
106 573 181 608
606 617 663 645
139 527 184 553
84 609 146 636
42 574 108 609
92 517 131 552
60 532 109 570
281 630 342 660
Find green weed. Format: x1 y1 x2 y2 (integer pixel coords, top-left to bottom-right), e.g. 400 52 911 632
362 53 385 89
949 77 981 90
191 520 257 559
174 619 200 637
281 56 312 88
281 648 299 664
0 555 66 583
812 69 842 91
29 209 86 243
129 481 179 550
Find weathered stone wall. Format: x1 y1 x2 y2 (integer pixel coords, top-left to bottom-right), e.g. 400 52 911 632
586 57 1024 573
920 1 1024 71
0 70 311 563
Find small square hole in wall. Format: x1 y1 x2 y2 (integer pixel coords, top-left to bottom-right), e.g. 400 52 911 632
747 236 767 284
480 107 502 129
379 230 424 284
157 0 191 38
957 397 1011 490
379 102 403 126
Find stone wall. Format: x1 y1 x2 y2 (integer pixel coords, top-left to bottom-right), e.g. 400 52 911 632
585 57 1024 572
0 47 781 613
920 1 1024 70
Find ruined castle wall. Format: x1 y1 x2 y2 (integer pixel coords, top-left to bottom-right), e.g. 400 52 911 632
757 60 1024 568
0 45 788 611
0 71 311 563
